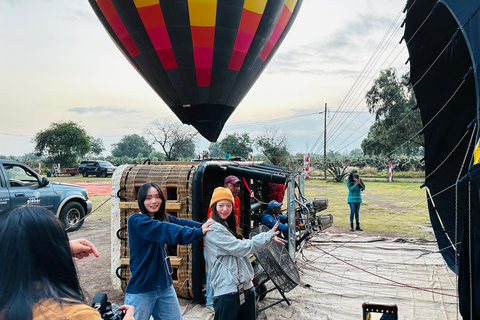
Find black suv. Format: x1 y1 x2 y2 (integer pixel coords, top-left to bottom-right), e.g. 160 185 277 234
79 160 117 177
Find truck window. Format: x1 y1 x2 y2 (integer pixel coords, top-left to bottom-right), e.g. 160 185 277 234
3 164 38 187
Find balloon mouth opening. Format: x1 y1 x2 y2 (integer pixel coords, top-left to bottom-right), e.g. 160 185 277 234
170 104 236 142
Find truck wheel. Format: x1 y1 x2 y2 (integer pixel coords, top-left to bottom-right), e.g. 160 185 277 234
70 173 76 176
82 170 88 177
59 202 85 232
101 170 107 178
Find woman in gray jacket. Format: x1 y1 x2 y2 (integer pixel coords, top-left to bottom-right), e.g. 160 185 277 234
204 187 285 320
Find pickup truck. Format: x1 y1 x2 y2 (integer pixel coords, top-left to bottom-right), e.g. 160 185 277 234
0 160 92 231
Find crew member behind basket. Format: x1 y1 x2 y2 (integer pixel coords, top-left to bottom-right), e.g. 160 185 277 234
261 200 288 236
124 182 214 320
204 187 286 320
0 206 134 320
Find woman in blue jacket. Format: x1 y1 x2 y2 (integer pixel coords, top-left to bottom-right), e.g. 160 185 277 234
124 182 214 320
347 169 365 231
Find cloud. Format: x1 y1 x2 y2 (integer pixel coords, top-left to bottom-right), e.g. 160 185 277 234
267 11 398 76
68 106 138 115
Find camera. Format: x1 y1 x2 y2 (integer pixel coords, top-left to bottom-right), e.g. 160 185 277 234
354 177 365 191
92 292 125 320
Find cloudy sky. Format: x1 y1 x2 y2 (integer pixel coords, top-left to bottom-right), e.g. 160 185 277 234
0 0 409 157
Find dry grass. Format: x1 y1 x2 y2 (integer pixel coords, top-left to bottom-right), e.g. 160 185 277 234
302 178 432 239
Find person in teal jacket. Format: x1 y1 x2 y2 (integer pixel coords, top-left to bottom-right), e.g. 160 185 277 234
347 169 365 231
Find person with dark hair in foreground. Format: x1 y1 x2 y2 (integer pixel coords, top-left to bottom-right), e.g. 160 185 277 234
125 182 214 320
0 206 134 320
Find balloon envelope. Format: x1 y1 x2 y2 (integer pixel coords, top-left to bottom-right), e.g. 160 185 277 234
89 0 303 141
405 0 480 317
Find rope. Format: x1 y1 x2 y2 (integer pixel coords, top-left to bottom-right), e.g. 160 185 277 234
241 177 268 205
64 196 111 232
302 238 458 298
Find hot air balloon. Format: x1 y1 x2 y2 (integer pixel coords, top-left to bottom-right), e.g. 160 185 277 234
88 0 302 142
404 1 480 318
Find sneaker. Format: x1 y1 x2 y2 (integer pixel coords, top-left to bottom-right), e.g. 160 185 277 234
206 306 215 313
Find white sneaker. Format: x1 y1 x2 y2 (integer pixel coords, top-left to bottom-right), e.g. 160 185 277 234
206 306 215 313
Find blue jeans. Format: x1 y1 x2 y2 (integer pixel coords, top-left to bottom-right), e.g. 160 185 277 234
124 285 182 320
349 202 361 223
204 249 214 306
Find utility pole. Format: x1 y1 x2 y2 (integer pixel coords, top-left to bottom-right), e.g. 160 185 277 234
324 103 327 179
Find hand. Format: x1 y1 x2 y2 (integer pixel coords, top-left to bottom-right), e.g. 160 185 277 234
69 239 99 259
272 235 287 245
202 220 215 235
270 221 282 237
118 305 135 320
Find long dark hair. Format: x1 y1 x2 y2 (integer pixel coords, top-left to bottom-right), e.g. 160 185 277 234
137 182 168 222
348 172 356 187
0 206 85 320
210 203 242 239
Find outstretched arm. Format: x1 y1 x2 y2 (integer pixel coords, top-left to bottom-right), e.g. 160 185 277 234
69 238 99 259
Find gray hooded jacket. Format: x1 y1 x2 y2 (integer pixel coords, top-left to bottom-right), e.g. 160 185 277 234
204 218 274 297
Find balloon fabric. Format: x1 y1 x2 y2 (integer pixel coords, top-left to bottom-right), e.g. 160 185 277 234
404 1 480 318
88 0 303 142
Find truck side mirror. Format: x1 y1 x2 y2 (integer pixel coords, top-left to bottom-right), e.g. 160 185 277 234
40 177 50 187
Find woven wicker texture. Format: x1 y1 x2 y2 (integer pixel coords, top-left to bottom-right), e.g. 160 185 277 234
117 163 198 298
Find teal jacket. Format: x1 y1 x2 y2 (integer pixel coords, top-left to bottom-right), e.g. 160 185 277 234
347 180 365 203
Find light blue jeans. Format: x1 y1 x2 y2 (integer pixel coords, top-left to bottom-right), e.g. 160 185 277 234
204 249 214 306
124 285 182 320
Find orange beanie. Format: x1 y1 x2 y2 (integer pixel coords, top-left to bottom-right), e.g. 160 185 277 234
209 187 234 208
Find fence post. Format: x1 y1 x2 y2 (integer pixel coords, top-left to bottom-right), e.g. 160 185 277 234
389 161 392 182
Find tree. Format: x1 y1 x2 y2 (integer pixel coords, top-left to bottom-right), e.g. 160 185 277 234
144 118 197 161
362 68 422 156
348 148 364 157
208 143 223 158
255 126 290 167
219 133 253 159
88 137 105 155
111 134 153 158
33 121 90 167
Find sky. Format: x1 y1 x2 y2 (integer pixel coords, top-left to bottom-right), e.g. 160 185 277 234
0 0 410 158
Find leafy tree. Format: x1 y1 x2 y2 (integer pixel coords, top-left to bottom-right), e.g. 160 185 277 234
33 121 90 167
219 133 253 159
327 149 342 159
88 137 105 155
255 126 290 167
362 68 422 156
208 143 223 158
348 148 364 157
111 134 153 158
171 139 196 160
144 118 197 161
149 151 165 161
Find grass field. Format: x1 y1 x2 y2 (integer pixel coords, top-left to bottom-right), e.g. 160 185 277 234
302 178 432 239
